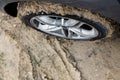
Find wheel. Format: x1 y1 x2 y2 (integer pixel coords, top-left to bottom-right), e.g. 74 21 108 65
18 1 112 40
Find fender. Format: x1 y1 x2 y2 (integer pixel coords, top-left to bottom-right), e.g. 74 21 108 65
0 0 120 23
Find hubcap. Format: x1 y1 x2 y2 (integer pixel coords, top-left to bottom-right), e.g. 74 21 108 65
30 15 99 40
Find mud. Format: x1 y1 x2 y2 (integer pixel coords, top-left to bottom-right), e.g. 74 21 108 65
18 1 120 38
0 1 120 80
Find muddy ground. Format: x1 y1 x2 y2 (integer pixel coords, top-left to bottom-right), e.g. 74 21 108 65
0 2 120 80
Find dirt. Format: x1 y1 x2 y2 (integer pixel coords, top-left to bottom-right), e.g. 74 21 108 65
0 1 120 80
18 1 120 38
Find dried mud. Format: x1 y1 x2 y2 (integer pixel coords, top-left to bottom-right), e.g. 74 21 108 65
18 1 120 38
0 1 120 80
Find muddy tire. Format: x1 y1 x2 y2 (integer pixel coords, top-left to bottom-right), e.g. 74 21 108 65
18 1 114 40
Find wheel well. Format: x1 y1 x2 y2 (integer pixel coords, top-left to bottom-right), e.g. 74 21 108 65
4 2 18 17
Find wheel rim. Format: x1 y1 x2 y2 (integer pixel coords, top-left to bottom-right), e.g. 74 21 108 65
30 15 99 40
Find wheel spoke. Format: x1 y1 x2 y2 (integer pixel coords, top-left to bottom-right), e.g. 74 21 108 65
61 18 65 25
64 19 79 26
68 29 73 38
46 26 62 32
69 27 82 37
74 22 85 28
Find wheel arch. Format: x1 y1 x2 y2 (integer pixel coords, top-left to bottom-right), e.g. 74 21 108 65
1 0 101 17
1 0 120 23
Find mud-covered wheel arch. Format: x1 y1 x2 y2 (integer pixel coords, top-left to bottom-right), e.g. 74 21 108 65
17 1 115 40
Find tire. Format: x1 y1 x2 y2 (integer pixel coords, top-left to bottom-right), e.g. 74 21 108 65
18 1 113 40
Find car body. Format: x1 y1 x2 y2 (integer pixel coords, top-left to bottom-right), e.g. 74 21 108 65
0 0 120 23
